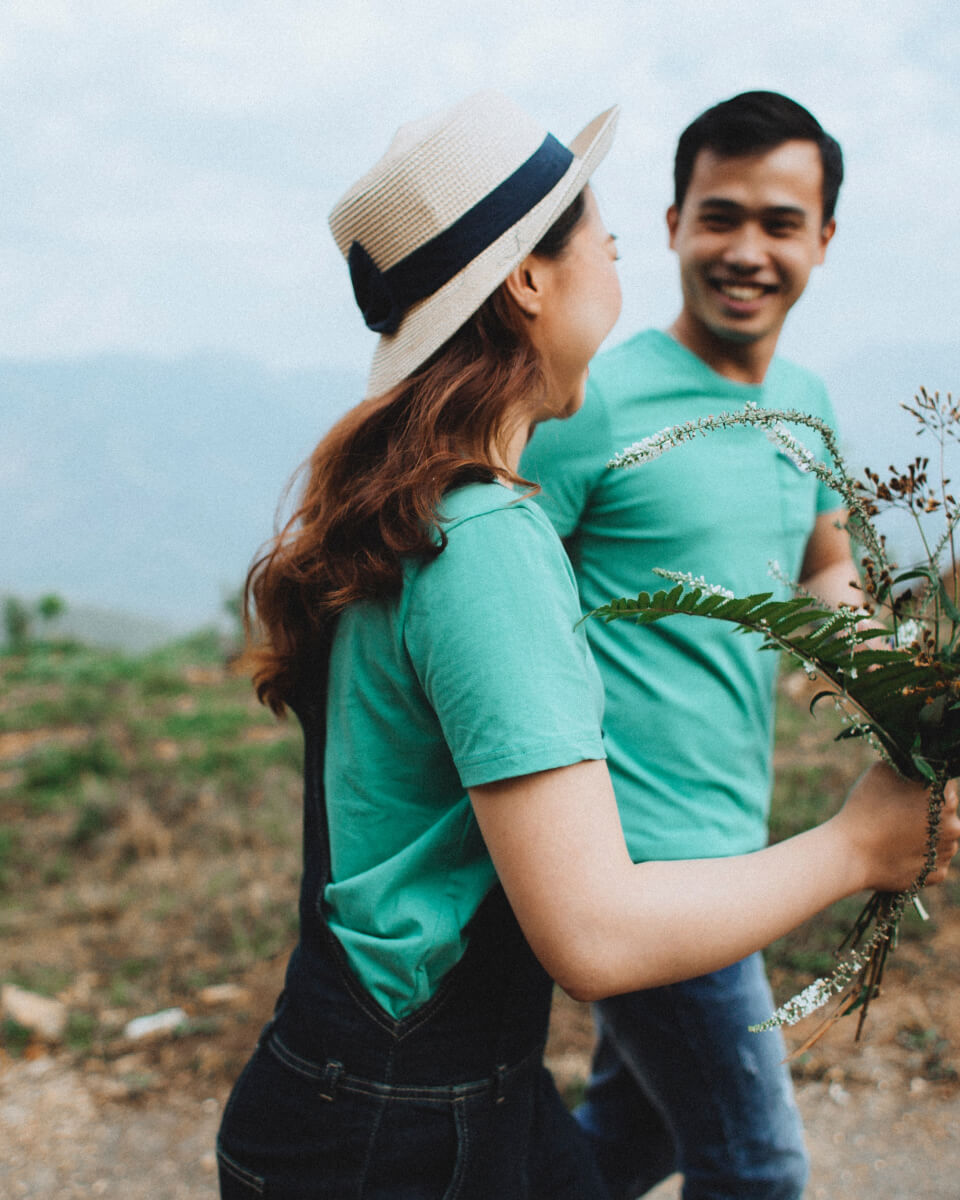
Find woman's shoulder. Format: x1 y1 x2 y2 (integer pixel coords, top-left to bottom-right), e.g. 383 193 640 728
406 482 568 600
437 481 555 536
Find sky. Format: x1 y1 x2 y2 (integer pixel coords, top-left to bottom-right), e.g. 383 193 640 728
3 1 959 627
3 0 958 378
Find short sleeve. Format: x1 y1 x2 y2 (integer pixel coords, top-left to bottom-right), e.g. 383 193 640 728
520 377 614 538
403 499 605 787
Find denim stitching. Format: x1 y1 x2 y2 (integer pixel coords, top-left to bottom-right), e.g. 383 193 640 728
216 1143 266 1194
442 1097 470 1200
268 1031 540 1103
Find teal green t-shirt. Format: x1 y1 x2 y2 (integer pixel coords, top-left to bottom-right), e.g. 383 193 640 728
521 329 842 862
322 482 606 1019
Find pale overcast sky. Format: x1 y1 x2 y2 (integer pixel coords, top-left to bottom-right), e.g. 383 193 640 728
3 0 958 380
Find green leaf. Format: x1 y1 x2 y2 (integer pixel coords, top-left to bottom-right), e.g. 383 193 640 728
590 582 960 782
911 754 938 782
893 567 938 587
938 579 960 625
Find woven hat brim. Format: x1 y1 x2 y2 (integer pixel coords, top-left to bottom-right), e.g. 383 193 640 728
363 104 619 399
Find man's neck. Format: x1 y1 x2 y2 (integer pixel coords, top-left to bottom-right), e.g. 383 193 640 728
668 314 778 385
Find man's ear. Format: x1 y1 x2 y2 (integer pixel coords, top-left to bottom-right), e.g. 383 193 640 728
665 205 680 249
503 255 546 317
816 216 837 265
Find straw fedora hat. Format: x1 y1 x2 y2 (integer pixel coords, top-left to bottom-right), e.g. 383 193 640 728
329 91 619 398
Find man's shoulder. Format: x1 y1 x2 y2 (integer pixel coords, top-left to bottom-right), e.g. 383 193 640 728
768 351 826 385
766 353 832 414
589 328 678 395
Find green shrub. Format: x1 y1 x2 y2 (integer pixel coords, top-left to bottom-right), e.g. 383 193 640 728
0 1017 32 1055
23 738 123 803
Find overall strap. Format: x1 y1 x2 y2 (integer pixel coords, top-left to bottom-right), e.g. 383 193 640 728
290 635 336 937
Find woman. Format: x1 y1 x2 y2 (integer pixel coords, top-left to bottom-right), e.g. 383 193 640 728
217 92 959 1198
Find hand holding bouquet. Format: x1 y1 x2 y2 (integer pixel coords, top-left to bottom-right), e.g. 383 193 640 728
594 389 960 1040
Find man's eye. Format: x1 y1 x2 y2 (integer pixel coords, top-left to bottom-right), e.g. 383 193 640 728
701 215 735 230
766 220 802 237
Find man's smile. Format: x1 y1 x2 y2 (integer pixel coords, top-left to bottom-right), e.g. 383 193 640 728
709 279 778 302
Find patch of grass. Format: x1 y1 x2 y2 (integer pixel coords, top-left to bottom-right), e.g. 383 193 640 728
144 629 225 670
258 737 303 772
0 827 19 887
895 1023 957 1081
0 697 71 733
108 976 133 1006
65 1010 97 1052
230 907 300 963
7 964 73 998
23 737 123 807
161 706 252 741
197 898 299 966
147 889 182 922
0 1017 32 1056
70 801 114 847
139 668 191 698
182 967 229 991
118 956 158 982
42 852 73 885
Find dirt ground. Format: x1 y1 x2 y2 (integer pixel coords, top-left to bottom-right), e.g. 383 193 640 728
3 653 957 1196
3 915 959 1200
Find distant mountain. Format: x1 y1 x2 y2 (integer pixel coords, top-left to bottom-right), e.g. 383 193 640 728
0 594 187 653
3 343 956 632
3 353 363 628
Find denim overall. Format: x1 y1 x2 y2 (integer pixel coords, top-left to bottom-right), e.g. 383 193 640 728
217 685 609 1198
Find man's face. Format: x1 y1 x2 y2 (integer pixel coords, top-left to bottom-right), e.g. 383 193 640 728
666 140 835 357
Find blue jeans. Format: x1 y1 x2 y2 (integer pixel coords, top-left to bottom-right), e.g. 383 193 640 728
217 890 610 1199
575 954 808 1199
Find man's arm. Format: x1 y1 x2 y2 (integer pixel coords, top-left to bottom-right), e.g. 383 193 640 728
798 509 864 609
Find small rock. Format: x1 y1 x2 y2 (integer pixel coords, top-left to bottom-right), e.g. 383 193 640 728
827 1080 850 1106
88 1074 139 1100
197 983 250 1007
1 984 67 1041
111 1052 147 1074
123 1007 188 1040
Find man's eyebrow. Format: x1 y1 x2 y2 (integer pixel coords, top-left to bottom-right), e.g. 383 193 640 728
697 197 809 219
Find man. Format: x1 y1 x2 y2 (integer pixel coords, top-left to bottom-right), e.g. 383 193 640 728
522 92 860 1199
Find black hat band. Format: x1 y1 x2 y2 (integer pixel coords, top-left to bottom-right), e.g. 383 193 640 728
348 133 574 334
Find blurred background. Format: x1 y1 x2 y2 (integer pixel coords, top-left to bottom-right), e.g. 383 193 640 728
3 5 959 1195
3 0 958 636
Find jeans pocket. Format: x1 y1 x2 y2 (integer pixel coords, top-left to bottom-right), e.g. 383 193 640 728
217 1143 266 1197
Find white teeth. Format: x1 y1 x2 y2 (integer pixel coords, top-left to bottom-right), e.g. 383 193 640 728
717 283 766 301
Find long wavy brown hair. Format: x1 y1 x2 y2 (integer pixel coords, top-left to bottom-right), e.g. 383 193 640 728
246 191 586 715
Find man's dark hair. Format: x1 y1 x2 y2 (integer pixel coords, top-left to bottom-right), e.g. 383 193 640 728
674 91 844 225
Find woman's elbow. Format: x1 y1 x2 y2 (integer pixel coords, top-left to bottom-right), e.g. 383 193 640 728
557 974 609 1005
534 929 631 1003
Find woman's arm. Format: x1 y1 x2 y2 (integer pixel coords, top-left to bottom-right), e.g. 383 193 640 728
469 760 960 1003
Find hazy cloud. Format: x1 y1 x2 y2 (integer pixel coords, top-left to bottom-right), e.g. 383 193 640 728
1 1 957 377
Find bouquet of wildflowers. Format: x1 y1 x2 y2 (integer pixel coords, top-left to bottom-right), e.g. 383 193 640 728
592 389 960 1041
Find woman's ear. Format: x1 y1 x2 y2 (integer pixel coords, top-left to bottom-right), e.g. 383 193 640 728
503 255 546 318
